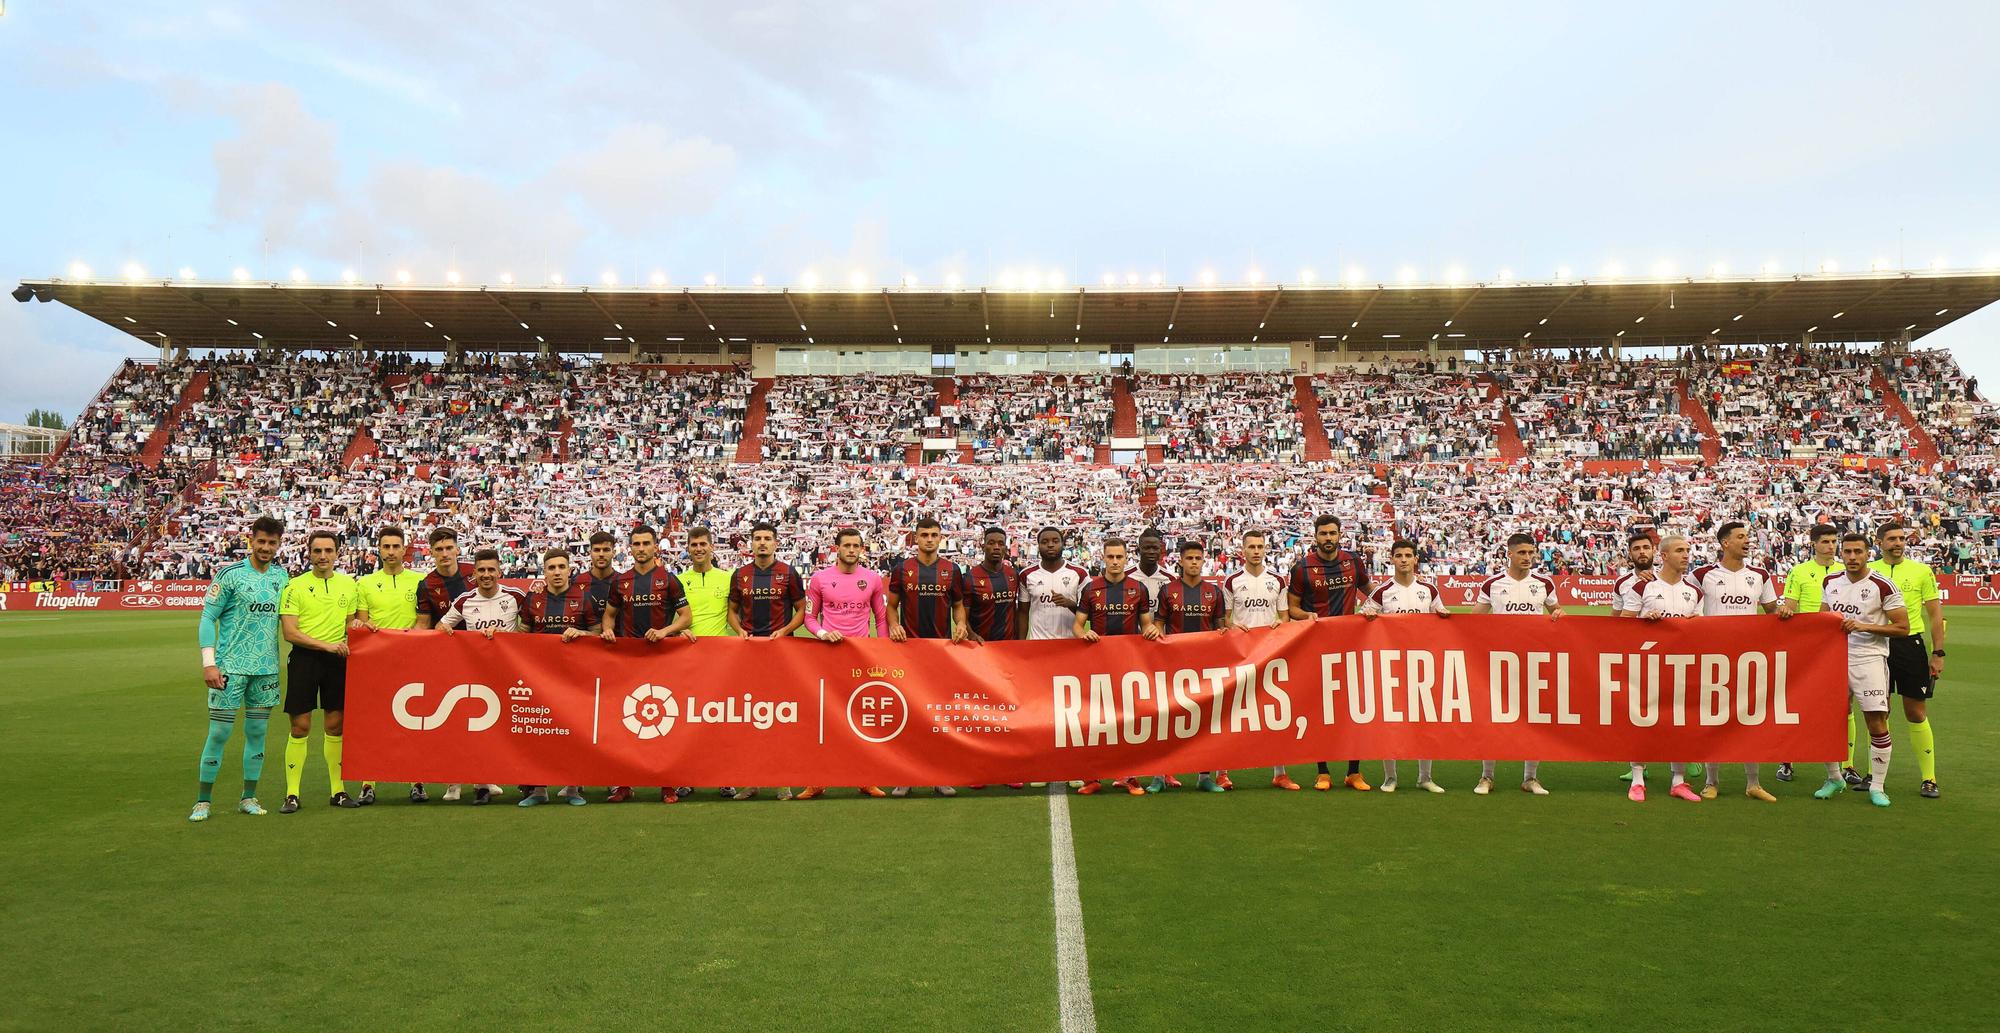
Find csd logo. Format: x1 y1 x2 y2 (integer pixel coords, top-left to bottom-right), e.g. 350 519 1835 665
392 682 502 732
847 680 908 743
624 683 679 739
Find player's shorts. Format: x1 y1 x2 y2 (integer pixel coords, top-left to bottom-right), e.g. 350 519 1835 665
1885 634 1934 700
285 650 348 715
209 673 280 711
1847 654 1890 713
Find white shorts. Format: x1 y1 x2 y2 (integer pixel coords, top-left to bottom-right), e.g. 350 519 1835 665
1848 655 1890 713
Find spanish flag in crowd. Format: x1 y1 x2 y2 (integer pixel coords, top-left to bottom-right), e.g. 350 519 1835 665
1722 359 1755 377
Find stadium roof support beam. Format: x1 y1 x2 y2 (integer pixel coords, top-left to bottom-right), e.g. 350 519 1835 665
1443 286 1484 328
165 285 262 349
1345 287 1385 336
481 290 537 347
979 290 993 342
1531 285 1590 335
1163 288 1184 341
681 289 725 345
378 291 450 348
277 289 360 349
879 290 902 342
1072 289 1086 343
780 290 811 344
580 291 632 353
1252 286 1284 341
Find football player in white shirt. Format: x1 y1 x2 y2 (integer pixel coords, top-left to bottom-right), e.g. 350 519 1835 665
1019 526 1088 641
1360 539 1448 793
1223 529 1292 790
434 549 520 805
1630 535 1705 803
1471 534 1561 796
1611 531 1658 618
1692 521 1781 802
1815 533 1908 807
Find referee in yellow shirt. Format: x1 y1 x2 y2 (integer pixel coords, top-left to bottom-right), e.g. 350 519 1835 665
1870 521 1945 799
355 526 423 802
279 531 363 813
1776 524 1851 784
677 527 749 798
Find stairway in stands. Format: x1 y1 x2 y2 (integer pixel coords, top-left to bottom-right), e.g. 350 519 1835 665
735 377 772 463
1675 378 1723 463
138 370 209 468
553 414 574 462
1112 376 1138 438
1873 368 1941 464
1293 374 1332 461
1478 374 1528 461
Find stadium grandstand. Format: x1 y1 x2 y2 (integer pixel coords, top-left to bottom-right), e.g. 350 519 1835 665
6 271 1999 587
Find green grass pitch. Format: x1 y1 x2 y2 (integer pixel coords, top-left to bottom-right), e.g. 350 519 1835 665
3 608 1995 1032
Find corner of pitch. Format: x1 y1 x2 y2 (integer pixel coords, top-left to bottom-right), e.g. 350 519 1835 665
1051 660 1296 747
1596 643 1801 727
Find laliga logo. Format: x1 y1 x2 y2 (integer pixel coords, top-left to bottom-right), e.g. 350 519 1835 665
624 684 679 739
847 672 909 744
392 682 502 732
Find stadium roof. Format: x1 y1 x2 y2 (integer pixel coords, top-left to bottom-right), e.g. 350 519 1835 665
17 270 2000 355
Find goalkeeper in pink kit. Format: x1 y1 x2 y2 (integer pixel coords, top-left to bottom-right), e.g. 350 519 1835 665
796 527 891 800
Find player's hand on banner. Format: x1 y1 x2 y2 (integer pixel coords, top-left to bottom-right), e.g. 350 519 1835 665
888 625 908 642
481 627 496 640
561 627 582 642
1079 628 1100 643
1840 616 1860 633
817 629 843 644
675 629 695 642
645 628 665 643
1142 624 1164 641
202 665 226 689
1548 609 1563 621
1776 601 1797 620
1361 606 1379 621
599 627 615 642
950 624 967 644
349 616 376 631
331 641 349 656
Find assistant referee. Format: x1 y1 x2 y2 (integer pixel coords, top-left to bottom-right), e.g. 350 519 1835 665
279 531 363 813
355 525 422 801
1870 522 1945 799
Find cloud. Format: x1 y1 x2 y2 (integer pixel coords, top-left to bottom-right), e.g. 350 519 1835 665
547 123 737 234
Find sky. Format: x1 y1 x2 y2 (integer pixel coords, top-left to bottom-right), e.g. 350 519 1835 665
3 1 1998 422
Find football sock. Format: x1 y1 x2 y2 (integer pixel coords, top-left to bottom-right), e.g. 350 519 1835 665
242 706 270 795
1909 719 1935 782
1629 763 1646 788
285 734 309 797
1704 763 1719 788
1383 760 1399 783
323 734 346 795
1480 760 1496 779
1346 760 1361 776
1847 711 1858 770
1271 765 1286 777
1316 762 1331 775
1868 732 1893 792
1417 760 1433 783
1825 762 1843 780
1522 760 1540 782
198 709 235 800
1669 762 1688 788
1742 763 1762 789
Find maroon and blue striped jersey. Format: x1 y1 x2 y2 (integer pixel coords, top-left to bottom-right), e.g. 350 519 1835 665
417 566 469 625
965 561 1020 641
523 583 605 635
1288 550 1369 617
1154 578 1226 634
1080 575 1152 636
729 560 805 637
889 556 965 639
575 568 618 613
610 564 689 637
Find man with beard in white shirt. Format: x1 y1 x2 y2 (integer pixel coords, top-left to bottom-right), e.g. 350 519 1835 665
1471 534 1562 796
1360 539 1449 793
1816 533 1908 807
1691 521 1781 802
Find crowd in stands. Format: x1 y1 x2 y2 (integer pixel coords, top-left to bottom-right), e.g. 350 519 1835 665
761 375 928 463
1689 344 1915 458
1890 348 1998 458
951 374 1112 463
9 345 1998 585
1132 373 1303 462
1311 371 1499 461
1495 358 1704 459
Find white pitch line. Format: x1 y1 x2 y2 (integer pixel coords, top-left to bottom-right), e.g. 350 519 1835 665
1047 784 1099 1033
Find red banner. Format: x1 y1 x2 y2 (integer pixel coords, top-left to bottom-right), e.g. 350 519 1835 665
343 615 1851 787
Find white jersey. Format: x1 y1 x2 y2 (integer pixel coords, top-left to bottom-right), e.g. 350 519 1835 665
438 585 528 632
1128 563 1174 603
1222 568 1287 627
1820 571 1905 659
1693 562 1777 616
1612 569 1656 614
1366 577 1448 615
1476 572 1558 615
1019 563 1089 640
1637 574 1703 618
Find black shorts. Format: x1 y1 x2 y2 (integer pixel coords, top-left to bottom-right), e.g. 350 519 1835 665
1886 634 1934 700
285 649 348 715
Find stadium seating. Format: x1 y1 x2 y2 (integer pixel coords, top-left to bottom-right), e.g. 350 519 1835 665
5 346 1996 584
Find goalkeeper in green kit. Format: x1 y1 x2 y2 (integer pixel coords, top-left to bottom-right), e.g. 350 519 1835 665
190 516 290 822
